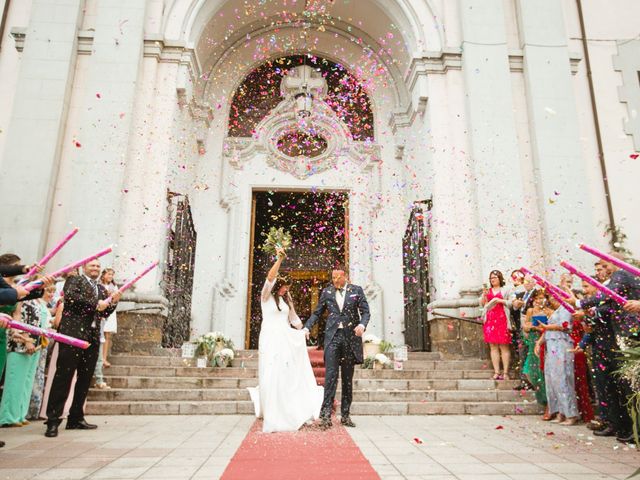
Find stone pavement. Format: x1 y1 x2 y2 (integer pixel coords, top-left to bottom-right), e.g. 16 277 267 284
0 415 637 480
350 416 639 480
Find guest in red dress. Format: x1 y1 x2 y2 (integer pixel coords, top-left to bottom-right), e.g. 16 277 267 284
480 270 513 380
569 311 595 423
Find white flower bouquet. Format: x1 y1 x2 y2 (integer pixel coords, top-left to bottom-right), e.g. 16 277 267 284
212 348 235 368
195 331 234 359
374 353 392 367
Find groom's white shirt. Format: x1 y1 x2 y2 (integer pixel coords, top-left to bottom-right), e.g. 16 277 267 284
336 287 346 311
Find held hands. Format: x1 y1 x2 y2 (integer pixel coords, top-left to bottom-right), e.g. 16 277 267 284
512 299 524 309
354 324 365 337
568 346 583 354
302 328 310 340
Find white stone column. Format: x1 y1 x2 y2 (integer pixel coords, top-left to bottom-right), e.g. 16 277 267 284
132 60 182 293
458 0 531 278
426 72 482 298
0 0 83 259
114 54 159 285
62 0 146 264
515 0 598 266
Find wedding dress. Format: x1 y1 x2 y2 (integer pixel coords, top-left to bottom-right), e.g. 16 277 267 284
247 278 324 432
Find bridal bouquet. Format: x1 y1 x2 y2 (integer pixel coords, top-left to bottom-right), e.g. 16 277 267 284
261 227 292 255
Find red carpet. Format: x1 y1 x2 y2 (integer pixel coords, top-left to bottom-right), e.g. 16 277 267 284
220 420 380 480
308 347 325 386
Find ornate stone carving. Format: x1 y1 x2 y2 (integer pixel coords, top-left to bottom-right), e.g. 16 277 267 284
222 66 380 179
613 39 640 151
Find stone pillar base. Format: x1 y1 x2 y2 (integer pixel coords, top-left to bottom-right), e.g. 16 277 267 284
111 294 169 355
428 289 488 359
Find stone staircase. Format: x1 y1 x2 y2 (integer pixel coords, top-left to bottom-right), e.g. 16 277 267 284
86 350 542 416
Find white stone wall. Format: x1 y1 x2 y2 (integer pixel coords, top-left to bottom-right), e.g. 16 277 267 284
0 0 637 348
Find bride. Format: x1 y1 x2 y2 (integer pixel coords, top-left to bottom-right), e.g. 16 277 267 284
247 247 324 432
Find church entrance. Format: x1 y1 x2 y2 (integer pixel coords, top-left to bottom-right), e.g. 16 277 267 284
245 190 348 349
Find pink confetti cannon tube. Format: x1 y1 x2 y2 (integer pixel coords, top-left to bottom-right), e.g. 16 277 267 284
106 261 159 304
23 227 79 279
520 267 571 299
561 261 627 306
0 314 90 349
24 246 113 292
579 244 640 278
520 267 576 313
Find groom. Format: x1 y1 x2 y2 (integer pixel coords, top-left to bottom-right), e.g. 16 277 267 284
303 265 370 429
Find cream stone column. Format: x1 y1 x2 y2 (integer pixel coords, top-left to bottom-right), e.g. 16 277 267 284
458 0 530 277
426 71 482 298
62 0 146 263
132 59 183 293
0 0 83 259
515 0 599 266
113 0 165 286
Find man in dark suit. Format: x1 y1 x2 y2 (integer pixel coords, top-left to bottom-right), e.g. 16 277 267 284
572 254 640 444
45 259 120 438
303 265 370 429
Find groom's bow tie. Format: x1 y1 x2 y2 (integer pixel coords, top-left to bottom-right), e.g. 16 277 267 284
336 287 344 294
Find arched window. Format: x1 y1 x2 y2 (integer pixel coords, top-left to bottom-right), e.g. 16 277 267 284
228 55 374 142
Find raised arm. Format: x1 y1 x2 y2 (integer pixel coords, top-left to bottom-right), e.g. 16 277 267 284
267 247 286 282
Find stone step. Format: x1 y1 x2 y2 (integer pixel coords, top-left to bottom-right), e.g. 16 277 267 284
106 351 445 367
85 400 255 415
85 400 540 416
103 366 258 377
101 375 521 391
103 365 494 380
88 387 534 403
352 401 543 416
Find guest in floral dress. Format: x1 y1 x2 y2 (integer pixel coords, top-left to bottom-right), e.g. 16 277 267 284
27 285 55 420
522 289 548 408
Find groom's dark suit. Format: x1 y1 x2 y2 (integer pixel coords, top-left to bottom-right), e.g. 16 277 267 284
305 283 370 419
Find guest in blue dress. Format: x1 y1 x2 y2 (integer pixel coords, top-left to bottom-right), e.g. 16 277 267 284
535 294 579 425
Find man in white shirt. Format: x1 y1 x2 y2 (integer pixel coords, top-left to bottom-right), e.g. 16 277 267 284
303 266 370 429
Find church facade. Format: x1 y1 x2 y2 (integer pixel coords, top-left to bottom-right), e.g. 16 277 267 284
0 0 638 350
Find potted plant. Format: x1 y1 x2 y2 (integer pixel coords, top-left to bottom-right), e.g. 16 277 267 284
617 340 640 444
363 333 381 357
379 340 395 354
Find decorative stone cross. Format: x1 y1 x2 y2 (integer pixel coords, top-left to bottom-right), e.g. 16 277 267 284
280 65 328 99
